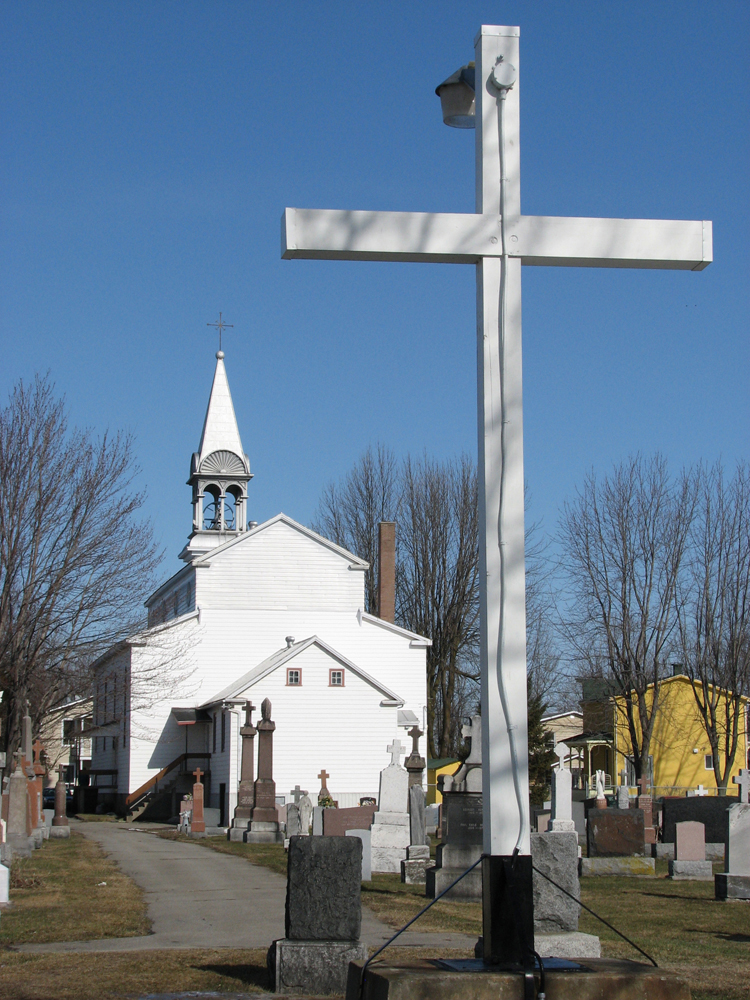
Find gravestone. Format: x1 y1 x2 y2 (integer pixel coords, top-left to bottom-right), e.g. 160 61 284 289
425 791 483 899
346 828 372 880
550 750 575 833
317 768 331 805
268 836 367 995
0 863 9 907
582 808 655 876
443 717 482 793
637 778 657 845
662 795 737 848
401 784 430 884
286 803 302 839
616 772 630 811
246 699 283 843
312 806 324 836
595 769 607 809
587 808 645 857
49 764 70 839
532 831 601 958
7 753 33 857
229 701 256 842
715 803 750 900
733 769 750 804
298 793 313 836
669 821 712 881
190 767 206 836
322 804 376 837
370 742 410 873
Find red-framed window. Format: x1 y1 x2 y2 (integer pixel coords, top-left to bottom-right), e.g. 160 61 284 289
287 668 302 686
329 669 344 687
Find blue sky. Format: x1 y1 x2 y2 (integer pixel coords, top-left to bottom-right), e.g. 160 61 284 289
2 1 748 588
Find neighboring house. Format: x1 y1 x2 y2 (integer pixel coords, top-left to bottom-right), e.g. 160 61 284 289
90 350 429 821
541 710 584 782
566 673 750 795
39 697 93 786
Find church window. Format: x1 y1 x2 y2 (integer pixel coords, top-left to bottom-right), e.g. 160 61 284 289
287 669 301 686
173 591 179 617
329 670 344 687
221 711 226 752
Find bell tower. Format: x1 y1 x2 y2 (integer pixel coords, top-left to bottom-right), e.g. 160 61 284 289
179 349 253 563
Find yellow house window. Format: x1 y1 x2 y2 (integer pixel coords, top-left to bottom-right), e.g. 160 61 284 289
704 754 714 770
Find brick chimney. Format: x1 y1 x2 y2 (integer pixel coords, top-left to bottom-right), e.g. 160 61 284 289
377 522 396 623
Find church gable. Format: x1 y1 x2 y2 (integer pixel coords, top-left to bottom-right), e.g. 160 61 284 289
205 636 403 707
194 514 367 612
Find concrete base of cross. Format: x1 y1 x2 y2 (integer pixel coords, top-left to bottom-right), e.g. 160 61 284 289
347 957 689 999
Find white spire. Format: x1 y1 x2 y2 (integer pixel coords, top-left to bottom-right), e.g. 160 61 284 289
197 351 246 467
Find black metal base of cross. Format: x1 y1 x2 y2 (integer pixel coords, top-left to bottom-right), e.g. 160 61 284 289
481 854 535 966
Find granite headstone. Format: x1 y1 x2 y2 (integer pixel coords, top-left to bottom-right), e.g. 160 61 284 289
587 808 645 857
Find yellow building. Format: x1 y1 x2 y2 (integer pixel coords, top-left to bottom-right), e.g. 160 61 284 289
568 674 749 796
426 757 461 805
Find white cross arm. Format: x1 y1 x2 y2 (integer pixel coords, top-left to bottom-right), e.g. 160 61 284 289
282 208 712 271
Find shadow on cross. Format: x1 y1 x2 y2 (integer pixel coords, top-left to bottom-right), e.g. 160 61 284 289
192 957 270 990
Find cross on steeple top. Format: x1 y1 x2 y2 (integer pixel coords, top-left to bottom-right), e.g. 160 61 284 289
207 312 234 355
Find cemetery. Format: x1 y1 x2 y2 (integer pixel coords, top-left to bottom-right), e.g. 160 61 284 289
0 10 748 1000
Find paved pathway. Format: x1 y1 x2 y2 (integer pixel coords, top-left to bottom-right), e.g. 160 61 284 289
17 821 475 954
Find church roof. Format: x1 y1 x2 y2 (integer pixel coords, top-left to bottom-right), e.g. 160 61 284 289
203 635 404 707
192 512 370 569
196 352 248 472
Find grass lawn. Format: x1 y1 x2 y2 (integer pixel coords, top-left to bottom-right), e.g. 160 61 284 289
0 832 149 945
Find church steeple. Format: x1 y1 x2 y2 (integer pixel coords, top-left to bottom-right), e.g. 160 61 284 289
180 350 253 562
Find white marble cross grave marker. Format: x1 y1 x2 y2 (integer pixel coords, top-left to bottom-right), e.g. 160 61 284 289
387 740 405 767
282 25 712 858
733 770 750 804
554 742 569 772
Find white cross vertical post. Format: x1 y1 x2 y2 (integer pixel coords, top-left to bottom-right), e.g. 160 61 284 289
281 18 711 918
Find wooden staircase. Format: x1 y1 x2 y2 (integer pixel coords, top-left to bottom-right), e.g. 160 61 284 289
125 753 210 822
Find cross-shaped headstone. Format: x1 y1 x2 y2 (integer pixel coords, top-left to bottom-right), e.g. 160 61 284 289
193 766 203 785
387 739 405 767
282 25 711 857
32 740 44 764
620 768 629 787
58 764 67 782
733 769 750 804
407 725 423 755
695 784 707 796
554 742 568 771
317 769 330 788
637 776 650 797
244 701 256 728
290 784 307 804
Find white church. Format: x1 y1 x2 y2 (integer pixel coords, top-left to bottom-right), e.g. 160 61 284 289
89 350 429 823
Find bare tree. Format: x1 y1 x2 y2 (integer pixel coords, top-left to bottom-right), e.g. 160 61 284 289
0 375 161 755
398 454 480 759
558 454 695 780
311 444 400 614
677 461 750 791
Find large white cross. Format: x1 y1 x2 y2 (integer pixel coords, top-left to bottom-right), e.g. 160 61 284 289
282 25 711 858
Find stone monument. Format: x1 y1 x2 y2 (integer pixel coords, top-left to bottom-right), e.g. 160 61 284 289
370 741 410 873
617 769 630 810
298 792 313 836
7 753 34 857
189 766 206 836
317 768 331 805
531 831 600 959
581 807 655 876
594 769 607 809
400 726 430 884
268 836 368 995
668 821 712 880
549 744 575 833
246 699 283 843
444 717 482 793
636 776 657 845
49 764 70 839
229 701 256 842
